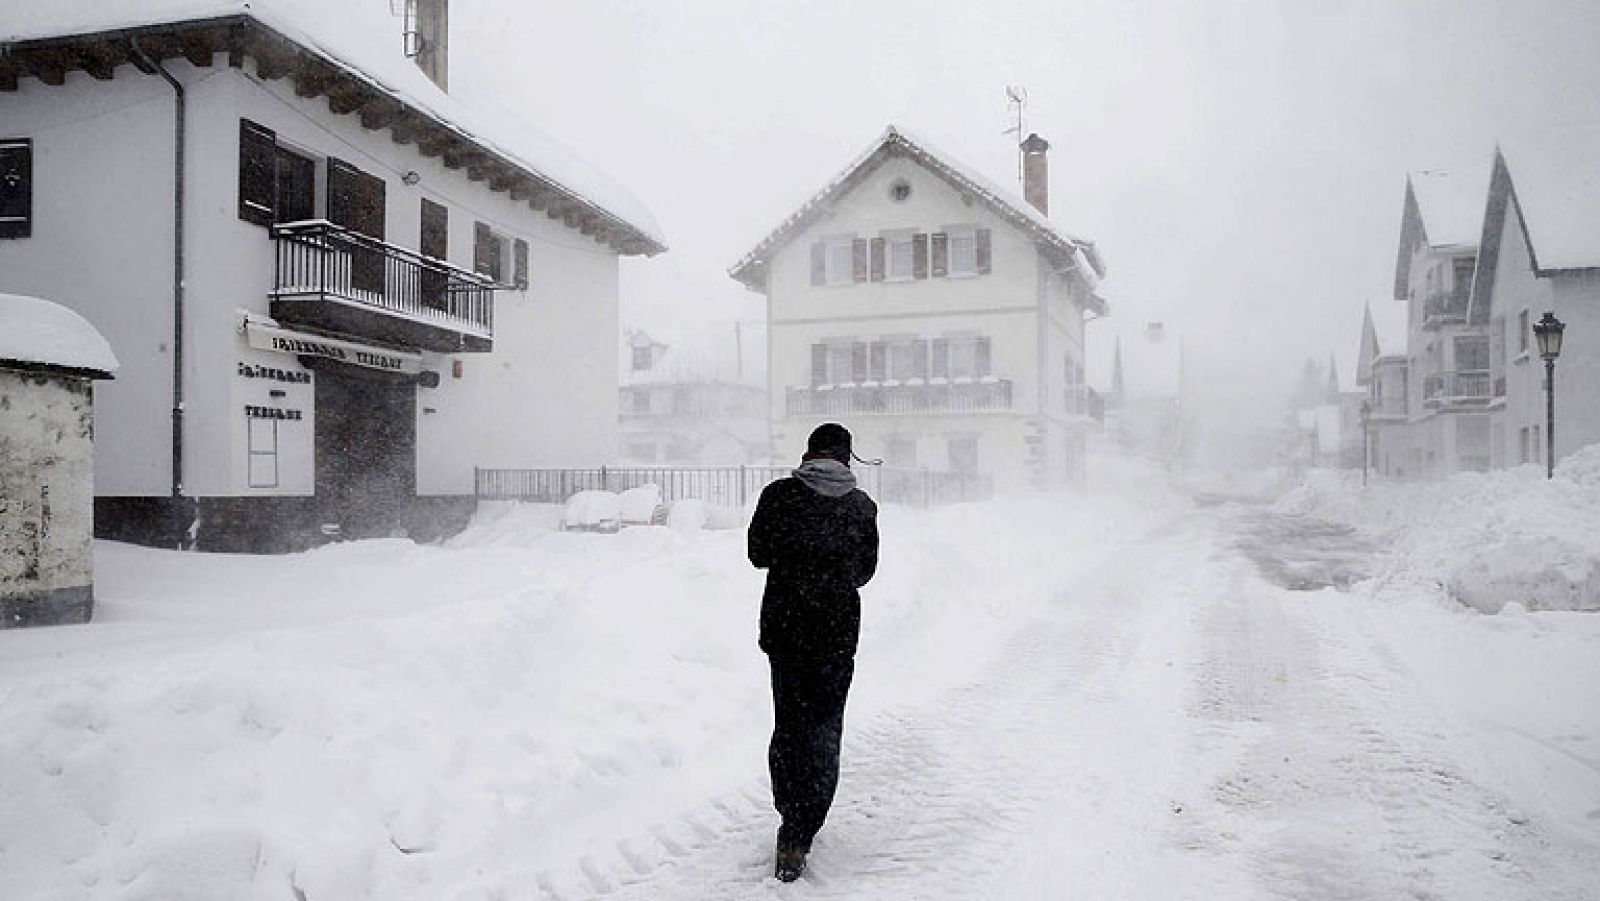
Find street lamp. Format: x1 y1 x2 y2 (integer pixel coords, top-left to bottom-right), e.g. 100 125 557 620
1531 311 1566 479
1359 399 1371 487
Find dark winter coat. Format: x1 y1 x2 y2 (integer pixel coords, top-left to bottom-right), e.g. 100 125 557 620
748 460 879 658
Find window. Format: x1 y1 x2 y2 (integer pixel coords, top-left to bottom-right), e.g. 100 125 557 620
947 335 992 380
809 236 859 286
1520 427 1531 464
1519 310 1530 354
420 198 448 310
1532 425 1541 463
247 419 279 488
628 388 652 414
829 343 853 385
513 238 529 290
888 178 911 202
948 226 978 275
238 120 319 227
0 138 29 239
887 339 921 382
474 221 508 282
631 345 654 372
947 435 979 473
327 157 386 293
886 230 915 280
1455 335 1490 371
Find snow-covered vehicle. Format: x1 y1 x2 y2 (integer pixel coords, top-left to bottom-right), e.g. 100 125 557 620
560 490 622 533
617 485 667 527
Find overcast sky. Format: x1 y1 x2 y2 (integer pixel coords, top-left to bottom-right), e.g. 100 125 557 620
451 0 1600 439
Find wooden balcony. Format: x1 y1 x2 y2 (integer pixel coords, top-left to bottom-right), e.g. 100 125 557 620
270 220 495 353
787 379 1013 417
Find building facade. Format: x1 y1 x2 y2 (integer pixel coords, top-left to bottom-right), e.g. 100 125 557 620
729 127 1107 493
0 2 664 550
1357 131 1600 477
618 329 768 466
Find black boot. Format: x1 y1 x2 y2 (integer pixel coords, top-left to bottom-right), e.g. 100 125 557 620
774 839 807 882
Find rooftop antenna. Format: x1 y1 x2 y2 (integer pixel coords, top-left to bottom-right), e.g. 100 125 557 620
1003 85 1028 183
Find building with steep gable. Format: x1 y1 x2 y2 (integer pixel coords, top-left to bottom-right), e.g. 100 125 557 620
729 126 1107 493
0 0 664 550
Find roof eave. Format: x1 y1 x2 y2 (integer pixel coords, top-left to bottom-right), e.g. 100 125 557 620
0 16 667 257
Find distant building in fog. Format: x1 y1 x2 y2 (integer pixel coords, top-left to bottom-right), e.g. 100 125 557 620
619 327 768 466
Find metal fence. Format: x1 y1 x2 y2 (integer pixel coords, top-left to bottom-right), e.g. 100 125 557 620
474 464 994 508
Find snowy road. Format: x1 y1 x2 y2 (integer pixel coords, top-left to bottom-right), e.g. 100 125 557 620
497 508 1600 900
5 492 1599 900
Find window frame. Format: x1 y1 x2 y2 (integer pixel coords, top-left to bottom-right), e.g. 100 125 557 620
247 418 280 489
823 235 856 286
945 225 979 276
884 229 917 282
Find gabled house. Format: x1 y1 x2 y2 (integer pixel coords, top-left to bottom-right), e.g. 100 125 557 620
728 126 1107 493
1471 130 1600 469
619 327 768 466
1356 300 1411 475
0 1 665 550
1376 169 1492 476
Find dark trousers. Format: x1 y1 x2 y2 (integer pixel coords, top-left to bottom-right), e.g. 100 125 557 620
768 654 855 848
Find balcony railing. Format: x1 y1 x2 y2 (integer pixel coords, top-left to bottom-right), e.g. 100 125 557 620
787 379 1013 417
1421 290 1469 329
1423 369 1492 406
271 220 495 352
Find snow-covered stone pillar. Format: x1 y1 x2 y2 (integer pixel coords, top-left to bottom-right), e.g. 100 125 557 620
0 294 118 628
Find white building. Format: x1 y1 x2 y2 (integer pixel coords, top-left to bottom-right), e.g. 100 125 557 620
728 127 1107 493
619 327 768 466
1472 130 1600 469
0 1 664 550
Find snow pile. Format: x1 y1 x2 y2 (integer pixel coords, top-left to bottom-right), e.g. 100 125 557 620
0 462 1183 899
0 292 119 375
1277 451 1600 612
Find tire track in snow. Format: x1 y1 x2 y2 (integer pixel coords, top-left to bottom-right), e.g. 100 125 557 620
506 518 1226 900
1201 509 1599 901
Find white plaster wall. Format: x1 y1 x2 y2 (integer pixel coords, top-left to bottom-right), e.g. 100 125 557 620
0 369 95 595
1492 201 1558 465
4 60 624 501
1549 272 1600 462
0 70 178 496
765 154 1049 487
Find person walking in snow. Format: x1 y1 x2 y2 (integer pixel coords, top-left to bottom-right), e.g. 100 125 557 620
747 422 879 883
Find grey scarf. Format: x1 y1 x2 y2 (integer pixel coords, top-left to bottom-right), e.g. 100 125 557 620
793 458 857 497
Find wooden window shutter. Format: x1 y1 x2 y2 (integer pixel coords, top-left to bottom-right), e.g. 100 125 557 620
976 228 992 274
474 221 494 278
914 339 930 378
851 342 868 382
930 232 949 277
810 242 826 285
419 198 449 310
912 233 929 279
870 237 886 282
852 238 869 282
0 138 32 239
238 120 276 227
976 336 992 377
932 338 949 378
870 341 887 381
514 238 529 290
328 158 386 293
811 344 828 386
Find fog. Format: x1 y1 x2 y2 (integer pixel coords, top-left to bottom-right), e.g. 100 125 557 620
443 0 1600 461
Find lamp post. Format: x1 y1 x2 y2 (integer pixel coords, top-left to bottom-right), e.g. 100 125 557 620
1531 311 1566 479
1360 398 1371 487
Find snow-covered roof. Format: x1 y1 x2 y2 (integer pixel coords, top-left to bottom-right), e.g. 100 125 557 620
1 0 665 255
1497 126 1600 271
0 293 118 376
1408 170 1485 251
729 125 1104 292
1357 300 1409 383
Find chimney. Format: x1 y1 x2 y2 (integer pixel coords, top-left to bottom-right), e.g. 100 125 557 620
412 0 449 92
1020 133 1050 216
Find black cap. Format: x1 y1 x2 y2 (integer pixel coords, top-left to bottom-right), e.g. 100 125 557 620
805 422 853 465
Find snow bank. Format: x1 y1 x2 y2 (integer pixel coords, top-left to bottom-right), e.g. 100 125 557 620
0 456 1183 899
0 292 119 374
1277 449 1600 612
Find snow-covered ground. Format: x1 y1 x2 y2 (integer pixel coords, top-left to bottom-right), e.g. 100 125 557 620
3 457 1598 899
